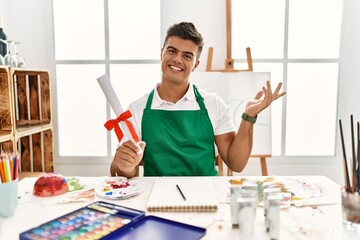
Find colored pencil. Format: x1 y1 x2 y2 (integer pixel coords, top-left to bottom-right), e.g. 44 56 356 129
9 155 14 181
3 157 10 182
0 157 5 183
0 151 19 183
14 154 19 180
0 158 4 183
339 119 351 192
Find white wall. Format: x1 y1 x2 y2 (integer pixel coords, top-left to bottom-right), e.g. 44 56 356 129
0 0 54 70
1 0 360 185
161 0 227 71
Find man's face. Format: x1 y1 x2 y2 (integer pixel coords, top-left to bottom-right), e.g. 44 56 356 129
161 36 200 85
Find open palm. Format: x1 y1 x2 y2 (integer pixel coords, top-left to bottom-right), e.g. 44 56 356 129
245 81 286 117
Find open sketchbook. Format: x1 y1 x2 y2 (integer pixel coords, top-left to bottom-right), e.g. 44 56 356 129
147 178 218 212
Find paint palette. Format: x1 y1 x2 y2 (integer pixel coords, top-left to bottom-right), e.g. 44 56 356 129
20 201 207 240
95 177 142 200
19 201 143 240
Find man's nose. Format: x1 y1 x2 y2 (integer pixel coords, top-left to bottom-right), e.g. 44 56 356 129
172 53 183 63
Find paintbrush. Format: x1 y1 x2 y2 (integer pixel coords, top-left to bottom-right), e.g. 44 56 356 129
351 115 357 192
357 121 360 193
339 119 351 192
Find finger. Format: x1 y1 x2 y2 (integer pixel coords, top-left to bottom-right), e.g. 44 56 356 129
266 80 272 95
117 141 141 161
138 141 146 150
123 140 141 154
116 146 137 164
114 153 137 173
274 91 286 100
254 90 264 100
266 81 274 105
273 82 282 96
262 86 271 106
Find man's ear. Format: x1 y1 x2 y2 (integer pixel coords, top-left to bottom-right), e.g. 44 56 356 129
192 60 200 71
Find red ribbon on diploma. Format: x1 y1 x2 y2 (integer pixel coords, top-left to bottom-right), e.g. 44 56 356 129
104 110 139 142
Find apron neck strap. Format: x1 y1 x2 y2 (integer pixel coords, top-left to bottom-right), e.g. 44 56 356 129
145 90 155 109
145 85 206 110
193 85 206 110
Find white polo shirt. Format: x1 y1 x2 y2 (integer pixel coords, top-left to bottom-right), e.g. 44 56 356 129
128 82 236 140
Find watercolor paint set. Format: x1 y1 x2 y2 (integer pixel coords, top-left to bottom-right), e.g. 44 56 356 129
19 201 206 240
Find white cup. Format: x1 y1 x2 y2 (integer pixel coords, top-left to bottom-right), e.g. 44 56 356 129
341 188 360 233
0 179 18 218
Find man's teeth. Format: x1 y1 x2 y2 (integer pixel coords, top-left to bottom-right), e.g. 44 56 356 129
170 66 182 71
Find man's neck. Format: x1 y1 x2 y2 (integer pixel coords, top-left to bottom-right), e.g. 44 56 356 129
157 81 190 103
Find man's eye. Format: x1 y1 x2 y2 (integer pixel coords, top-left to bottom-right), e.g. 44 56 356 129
184 54 193 60
168 49 176 54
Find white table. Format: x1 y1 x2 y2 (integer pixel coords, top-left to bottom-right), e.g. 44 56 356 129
0 176 358 240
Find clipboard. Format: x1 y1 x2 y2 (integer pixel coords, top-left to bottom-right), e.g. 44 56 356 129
19 201 206 240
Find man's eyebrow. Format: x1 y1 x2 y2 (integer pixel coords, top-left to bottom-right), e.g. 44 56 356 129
166 46 194 56
166 46 177 51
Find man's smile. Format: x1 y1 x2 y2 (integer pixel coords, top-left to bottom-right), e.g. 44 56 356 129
169 64 184 72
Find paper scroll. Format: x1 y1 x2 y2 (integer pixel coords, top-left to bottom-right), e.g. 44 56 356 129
97 74 142 154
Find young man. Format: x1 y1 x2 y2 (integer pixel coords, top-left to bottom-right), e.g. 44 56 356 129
111 22 285 177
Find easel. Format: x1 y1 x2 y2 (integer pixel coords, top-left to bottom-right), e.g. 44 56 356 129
209 0 270 176
206 0 253 73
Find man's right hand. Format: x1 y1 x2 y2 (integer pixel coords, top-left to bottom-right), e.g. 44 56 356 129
111 140 146 178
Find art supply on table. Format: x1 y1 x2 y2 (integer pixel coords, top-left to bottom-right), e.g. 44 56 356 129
176 184 187 201
242 181 262 202
263 187 281 217
0 151 19 182
147 178 218 212
230 183 258 229
237 197 257 239
266 194 283 240
229 176 338 207
33 173 69 197
351 115 357 192
230 185 242 228
339 116 360 233
95 177 142 200
339 119 352 192
19 201 206 240
340 188 360 233
97 74 142 154
357 121 360 193
0 151 19 218
0 151 19 183
0 178 18 218
339 116 360 193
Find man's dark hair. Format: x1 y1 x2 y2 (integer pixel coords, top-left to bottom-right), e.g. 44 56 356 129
163 22 204 59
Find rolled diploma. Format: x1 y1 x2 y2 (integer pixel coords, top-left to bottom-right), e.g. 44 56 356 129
97 74 142 154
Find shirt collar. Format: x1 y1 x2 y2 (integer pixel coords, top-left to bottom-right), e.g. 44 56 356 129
152 82 196 108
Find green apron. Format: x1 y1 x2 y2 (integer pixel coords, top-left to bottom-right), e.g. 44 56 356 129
142 85 218 176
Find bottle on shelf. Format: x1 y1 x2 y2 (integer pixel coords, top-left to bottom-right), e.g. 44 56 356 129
0 16 8 57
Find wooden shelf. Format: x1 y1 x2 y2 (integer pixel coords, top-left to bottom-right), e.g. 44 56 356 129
0 66 13 137
16 129 53 172
0 138 14 152
15 123 53 139
0 67 54 173
0 133 12 142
